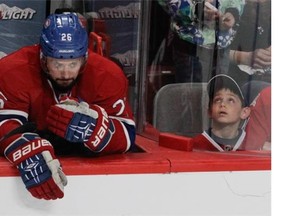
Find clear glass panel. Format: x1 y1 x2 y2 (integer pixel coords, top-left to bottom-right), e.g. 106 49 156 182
140 0 271 151
0 0 271 151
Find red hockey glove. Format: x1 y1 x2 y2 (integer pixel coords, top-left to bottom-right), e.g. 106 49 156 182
47 98 115 152
4 133 67 200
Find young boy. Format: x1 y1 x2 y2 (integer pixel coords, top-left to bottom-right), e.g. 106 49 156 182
193 74 251 151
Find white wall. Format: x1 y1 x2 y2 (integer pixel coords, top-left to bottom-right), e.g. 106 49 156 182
0 170 270 216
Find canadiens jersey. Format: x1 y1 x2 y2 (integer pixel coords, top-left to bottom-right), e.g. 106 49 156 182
192 86 271 152
0 45 135 154
192 128 246 152
240 86 271 150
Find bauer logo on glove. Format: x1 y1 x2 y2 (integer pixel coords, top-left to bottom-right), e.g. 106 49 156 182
4 132 67 200
47 98 115 152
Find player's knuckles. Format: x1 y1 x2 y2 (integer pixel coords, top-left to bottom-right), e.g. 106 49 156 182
49 105 62 114
51 126 66 137
49 105 74 118
47 109 62 122
47 113 72 127
59 108 74 118
46 115 57 126
47 122 66 136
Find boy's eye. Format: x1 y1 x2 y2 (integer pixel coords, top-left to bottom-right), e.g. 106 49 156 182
228 97 236 103
213 97 222 103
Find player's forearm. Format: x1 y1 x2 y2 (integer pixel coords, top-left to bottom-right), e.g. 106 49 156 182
96 118 135 154
0 120 22 153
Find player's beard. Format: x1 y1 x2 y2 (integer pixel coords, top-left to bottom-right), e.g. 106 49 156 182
48 76 79 93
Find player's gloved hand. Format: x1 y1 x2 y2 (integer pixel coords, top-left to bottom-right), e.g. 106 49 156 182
4 133 67 200
46 98 115 152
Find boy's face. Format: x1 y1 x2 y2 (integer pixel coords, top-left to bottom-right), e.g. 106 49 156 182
209 89 250 125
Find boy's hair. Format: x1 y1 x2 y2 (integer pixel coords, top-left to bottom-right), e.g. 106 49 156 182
207 74 248 108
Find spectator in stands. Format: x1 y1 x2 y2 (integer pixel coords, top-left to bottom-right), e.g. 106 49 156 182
240 85 271 151
192 74 271 151
193 74 251 151
228 0 271 86
157 0 245 82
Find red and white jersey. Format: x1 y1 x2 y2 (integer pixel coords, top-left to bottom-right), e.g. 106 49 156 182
0 45 135 154
192 129 246 152
192 86 271 152
240 86 271 150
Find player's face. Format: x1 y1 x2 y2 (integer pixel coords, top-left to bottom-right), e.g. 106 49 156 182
46 57 84 88
209 89 245 125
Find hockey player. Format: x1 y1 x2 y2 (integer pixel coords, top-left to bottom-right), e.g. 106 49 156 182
0 13 136 200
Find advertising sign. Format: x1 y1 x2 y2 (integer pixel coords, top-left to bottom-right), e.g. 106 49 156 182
0 1 47 58
85 0 140 69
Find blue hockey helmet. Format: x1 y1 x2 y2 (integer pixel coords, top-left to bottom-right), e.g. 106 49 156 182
40 13 88 59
